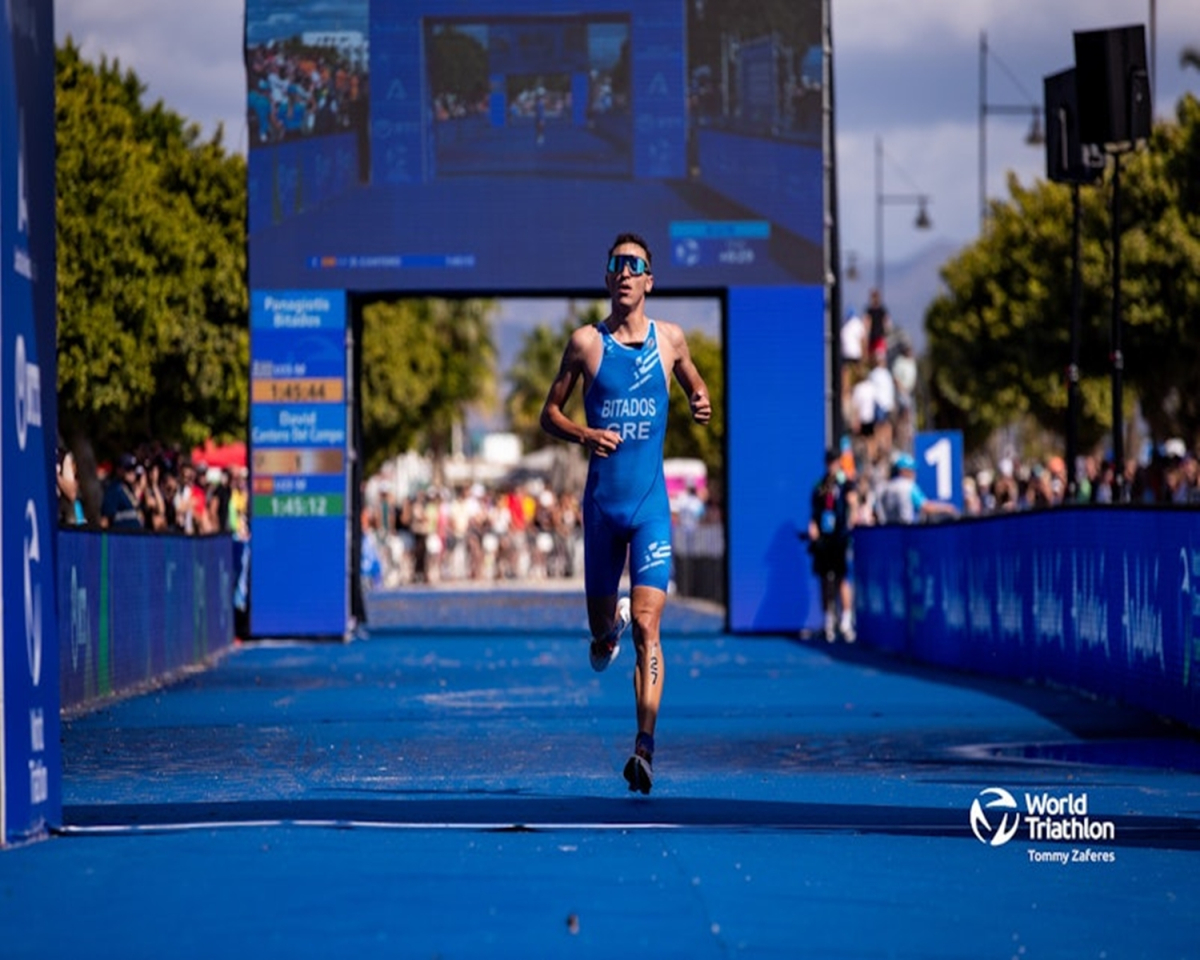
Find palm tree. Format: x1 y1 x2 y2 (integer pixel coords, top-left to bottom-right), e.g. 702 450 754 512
1182 46 1200 71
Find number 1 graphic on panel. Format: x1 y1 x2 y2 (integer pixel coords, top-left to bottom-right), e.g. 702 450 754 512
923 438 952 501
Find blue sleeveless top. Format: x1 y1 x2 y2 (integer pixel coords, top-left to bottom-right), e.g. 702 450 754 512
582 321 671 525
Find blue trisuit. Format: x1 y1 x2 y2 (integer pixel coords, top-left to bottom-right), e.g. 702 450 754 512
582 321 674 596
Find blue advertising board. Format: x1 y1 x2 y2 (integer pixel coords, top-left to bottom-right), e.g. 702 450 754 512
249 292 350 638
853 508 1200 730
1 0 60 844
57 532 236 713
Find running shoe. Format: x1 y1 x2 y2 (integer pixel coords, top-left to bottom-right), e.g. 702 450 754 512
623 751 653 795
589 596 630 672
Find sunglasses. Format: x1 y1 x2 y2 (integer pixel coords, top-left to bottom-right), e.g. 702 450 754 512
606 254 651 276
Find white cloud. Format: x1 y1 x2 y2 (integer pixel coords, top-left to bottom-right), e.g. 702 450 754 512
56 0 248 148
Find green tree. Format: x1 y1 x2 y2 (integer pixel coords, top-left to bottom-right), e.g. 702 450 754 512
55 40 248 461
427 26 489 105
663 328 723 479
359 297 497 477
504 304 604 450
925 93 1200 454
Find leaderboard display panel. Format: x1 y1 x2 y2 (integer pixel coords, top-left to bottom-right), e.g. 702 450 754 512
246 0 824 293
245 0 828 636
248 293 350 637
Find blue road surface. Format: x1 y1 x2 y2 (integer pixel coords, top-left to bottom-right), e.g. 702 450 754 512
3 589 1199 958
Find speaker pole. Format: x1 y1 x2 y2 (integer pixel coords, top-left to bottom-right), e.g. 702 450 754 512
1109 153 1125 501
1067 181 1082 500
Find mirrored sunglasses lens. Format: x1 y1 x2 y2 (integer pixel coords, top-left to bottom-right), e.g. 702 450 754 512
608 254 647 275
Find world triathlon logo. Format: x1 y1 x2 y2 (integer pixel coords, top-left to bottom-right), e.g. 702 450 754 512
969 787 1022 846
969 786 1117 849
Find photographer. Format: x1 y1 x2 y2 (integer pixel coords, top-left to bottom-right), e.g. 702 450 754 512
807 448 857 642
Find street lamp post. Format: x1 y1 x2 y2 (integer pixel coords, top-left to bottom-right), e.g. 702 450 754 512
874 135 932 297
979 31 1044 228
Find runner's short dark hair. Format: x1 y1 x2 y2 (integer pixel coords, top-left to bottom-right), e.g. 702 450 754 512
608 232 652 266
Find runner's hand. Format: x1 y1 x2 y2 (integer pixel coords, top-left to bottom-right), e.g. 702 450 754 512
582 428 622 458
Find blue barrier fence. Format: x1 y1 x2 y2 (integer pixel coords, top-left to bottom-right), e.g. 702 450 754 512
852 507 1200 730
57 531 236 713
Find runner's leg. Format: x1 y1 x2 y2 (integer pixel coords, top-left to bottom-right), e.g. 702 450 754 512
630 584 667 737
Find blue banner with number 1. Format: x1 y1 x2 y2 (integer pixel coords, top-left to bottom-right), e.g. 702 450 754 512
914 430 964 513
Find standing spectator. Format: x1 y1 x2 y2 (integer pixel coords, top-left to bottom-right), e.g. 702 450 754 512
840 308 866 414
100 453 145 530
206 468 232 533
676 482 706 535
867 347 896 458
864 288 891 356
1091 458 1116 504
891 339 917 449
876 453 958 525
57 441 86 526
142 460 169 530
808 448 857 642
159 466 182 531
175 461 206 534
229 467 250 539
850 370 879 465
963 475 983 516
407 492 432 583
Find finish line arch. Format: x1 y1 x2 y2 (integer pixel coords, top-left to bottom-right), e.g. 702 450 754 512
244 0 831 637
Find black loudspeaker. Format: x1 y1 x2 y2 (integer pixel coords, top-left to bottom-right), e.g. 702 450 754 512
1073 25 1151 149
1043 68 1105 184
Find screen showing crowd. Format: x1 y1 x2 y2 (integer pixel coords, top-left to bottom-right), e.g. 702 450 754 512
245 0 825 292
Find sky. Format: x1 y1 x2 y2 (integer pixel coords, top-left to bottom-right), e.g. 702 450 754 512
53 0 1200 314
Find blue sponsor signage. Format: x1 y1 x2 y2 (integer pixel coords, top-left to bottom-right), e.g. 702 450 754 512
853 509 1200 730
249 292 351 638
2 0 61 843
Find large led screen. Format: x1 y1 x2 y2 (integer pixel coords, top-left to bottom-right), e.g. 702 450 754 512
246 0 825 292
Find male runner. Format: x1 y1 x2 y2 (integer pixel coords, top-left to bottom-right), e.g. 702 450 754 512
540 233 711 794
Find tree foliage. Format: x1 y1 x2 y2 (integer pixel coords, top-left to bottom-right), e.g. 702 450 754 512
504 304 605 450
426 26 489 103
55 40 248 459
663 328 723 477
359 298 497 477
925 93 1200 454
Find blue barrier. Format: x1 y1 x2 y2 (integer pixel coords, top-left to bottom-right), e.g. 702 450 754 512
57 531 236 713
852 507 1200 730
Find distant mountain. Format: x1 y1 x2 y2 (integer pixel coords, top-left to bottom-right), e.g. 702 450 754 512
841 238 965 355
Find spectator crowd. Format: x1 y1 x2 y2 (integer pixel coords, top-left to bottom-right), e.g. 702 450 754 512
360 477 720 591
245 40 369 147
58 439 249 539
839 290 1200 530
